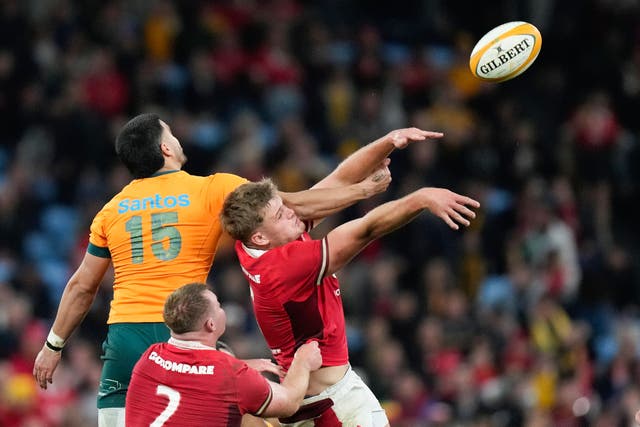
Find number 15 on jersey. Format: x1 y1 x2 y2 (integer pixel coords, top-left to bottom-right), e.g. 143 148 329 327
125 212 182 264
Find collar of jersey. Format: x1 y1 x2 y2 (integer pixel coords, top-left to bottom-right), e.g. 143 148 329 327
168 337 216 350
151 169 181 177
241 243 267 258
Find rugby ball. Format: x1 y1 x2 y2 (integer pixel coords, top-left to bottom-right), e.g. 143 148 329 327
469 21 541 82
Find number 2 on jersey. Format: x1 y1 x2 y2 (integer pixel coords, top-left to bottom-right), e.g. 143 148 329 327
125 212 182 264
151 385 181 427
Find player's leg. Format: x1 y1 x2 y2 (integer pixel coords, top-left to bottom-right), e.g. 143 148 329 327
280 366 387 427
97 323 170 427
98 408 126 427
322 368 389 427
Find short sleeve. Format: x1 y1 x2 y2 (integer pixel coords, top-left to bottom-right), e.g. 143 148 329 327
233 361 273 416
88 210 111 258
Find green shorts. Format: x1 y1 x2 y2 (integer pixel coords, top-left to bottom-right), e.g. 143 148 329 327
97 322 170 409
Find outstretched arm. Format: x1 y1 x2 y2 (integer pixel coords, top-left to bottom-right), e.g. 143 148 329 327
313 128 442 189
279 162 391 221
33 253 109 389
280 128 443 221
325 188 480 275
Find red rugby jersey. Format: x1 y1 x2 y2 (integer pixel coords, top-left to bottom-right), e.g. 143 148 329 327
235 233 349 370
126 341 272 426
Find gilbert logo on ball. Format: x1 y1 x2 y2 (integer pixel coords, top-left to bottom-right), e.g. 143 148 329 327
469 21 542 82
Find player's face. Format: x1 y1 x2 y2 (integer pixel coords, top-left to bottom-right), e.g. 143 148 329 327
257 195 305 247
160 120 187 166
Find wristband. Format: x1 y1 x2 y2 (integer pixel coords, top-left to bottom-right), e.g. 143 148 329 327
45 340 63 352
46 330 66 351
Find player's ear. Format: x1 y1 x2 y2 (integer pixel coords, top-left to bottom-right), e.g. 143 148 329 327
250 231 269 247
159 141 172 157
205 317 215 332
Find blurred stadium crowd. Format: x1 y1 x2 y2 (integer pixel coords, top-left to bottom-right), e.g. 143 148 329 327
1 0 640 425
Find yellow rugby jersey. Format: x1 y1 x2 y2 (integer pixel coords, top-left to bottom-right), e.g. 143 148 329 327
88 170 248 323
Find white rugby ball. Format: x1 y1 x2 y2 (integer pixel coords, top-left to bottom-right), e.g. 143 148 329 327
469 21 541 82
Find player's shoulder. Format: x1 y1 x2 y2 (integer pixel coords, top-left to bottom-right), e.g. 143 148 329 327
192 347 247 373
280 233 321 254
257 239 322 280
254 235 320 262
170 170 211 186
209 172 245 180
171 171 246 199
207 172 249 189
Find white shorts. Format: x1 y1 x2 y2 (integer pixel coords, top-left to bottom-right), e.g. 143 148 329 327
279 366 389 427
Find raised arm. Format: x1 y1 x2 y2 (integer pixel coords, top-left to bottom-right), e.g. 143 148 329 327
280 128 442 221
324 188 480 276
278 162 391 221
33 252 110 389
260 341 322 418
313 128 442 189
